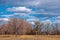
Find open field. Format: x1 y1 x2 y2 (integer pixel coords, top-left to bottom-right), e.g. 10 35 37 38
0 35 60 40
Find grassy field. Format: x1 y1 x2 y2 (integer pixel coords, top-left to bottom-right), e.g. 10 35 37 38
0 35 60 40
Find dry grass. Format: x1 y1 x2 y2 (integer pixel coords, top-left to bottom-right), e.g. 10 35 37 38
0 35 60 40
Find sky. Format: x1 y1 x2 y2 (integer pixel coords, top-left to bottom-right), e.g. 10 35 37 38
0 0 60 24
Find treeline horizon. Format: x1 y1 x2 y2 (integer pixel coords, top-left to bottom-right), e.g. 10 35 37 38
0 17 60 35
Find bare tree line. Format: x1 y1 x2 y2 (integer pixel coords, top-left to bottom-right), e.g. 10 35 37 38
0 18 60 35
32 21 60 35
0 18 32 35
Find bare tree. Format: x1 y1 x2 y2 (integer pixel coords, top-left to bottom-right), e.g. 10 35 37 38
55 22 59 35
17 19 32 35
51 24 55 35
0 18 32 35
46 22 50 35
33 21 44 35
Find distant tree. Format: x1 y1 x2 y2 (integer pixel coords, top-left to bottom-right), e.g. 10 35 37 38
55 22 59 35
17 19 32 35
51 24 55 35
33 21 44 35
46 22 50 35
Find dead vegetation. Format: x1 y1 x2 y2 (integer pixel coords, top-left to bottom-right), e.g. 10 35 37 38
0 35 60 40
0 17 60 35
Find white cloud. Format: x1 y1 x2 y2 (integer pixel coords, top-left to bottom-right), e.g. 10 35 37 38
0 18 9 21
42 19 52 25
57 16 60 18
13 13 38 18
7 7 32 12
1 15 13 17
1 15 14 18
26 18 39 22
14 13 28 16
28 22 35 25
27 0 41 6
56 20 60 23
26 18 39 25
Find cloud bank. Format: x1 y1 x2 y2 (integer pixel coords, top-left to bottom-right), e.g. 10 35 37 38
0 0 60 24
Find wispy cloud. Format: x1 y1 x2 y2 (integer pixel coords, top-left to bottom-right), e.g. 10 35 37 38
6 7 32 13
57 16 60 19
0 18 9 21
56 20 60 23
41 19 52 25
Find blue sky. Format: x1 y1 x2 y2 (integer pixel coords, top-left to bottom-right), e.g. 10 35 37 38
0 0 60 24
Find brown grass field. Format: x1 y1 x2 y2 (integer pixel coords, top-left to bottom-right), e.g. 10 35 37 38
0 35 60 40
